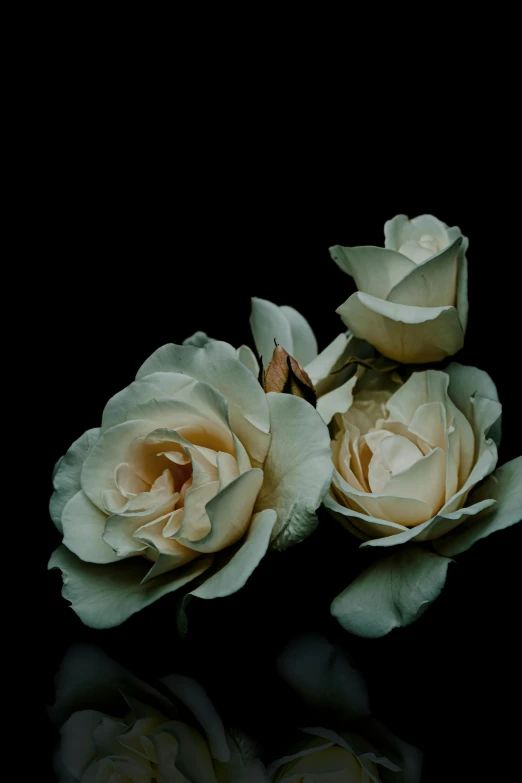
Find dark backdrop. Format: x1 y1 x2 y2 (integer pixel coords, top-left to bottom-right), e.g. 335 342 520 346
41 161 521 782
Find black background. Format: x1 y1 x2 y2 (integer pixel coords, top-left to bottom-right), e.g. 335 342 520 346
40 152 521 782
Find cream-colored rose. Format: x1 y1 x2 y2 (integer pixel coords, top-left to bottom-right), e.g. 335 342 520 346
51 645 268 783
49 338 332 629
326 363 522 637
330 213 469 363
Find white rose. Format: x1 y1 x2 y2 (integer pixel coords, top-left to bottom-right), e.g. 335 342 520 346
331 213 469 363
49 337 333 629
50 645 269 783
325 363 522 637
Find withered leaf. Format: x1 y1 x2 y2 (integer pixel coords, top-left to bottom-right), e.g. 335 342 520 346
263 345 317 407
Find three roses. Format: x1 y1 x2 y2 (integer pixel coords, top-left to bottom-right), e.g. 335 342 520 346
49 213 521 637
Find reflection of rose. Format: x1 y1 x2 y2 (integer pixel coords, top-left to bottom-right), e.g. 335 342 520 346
331 213 469 364
325 364 522 637
51 645 268 783
49 337 332 629
271 731 385 782
269 634 422 783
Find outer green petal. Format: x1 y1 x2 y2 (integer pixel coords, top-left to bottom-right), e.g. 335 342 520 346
61 490 121 564
255 394 333 551
236 345 260 377
305 333 349 384
101 372 197 433
434 457 522 556
329 245 416 299
188 509 277 600
359 498 496 548
48 546 213 629
316 375 358 425
445 362 501 447
50 428 100 532
250 297 294 369
455 234 469 332
385 237 462 308
279 304 318 366
331 548 453 638
337 292 464 364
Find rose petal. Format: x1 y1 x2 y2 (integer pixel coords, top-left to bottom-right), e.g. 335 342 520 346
331 547 453 637
317 374 358 425
330 245 416 298
455 235 469 332
386 237 461 308
177 468 263 553
250 297 294 369
48 545 213 629
174 481 219 542
102 495 179 557
236 345 260 377
324 489 409 540
446 362 501 447
280 304 318 366
61 490 122 564
381 447 446 513
384 214 450 252
82 420 157 511
254 393 333 550
50 428 100 532
379 435 424 476
386 371 451 426
136 341 271 466
216 451 240 491
337 292 464 364
434 457 522 556
101 373 195 433
188 508 277 599
332 471 433 527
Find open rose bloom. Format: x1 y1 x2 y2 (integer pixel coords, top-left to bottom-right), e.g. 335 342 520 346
331 214 469 364
49 339 332 629
325 363 522 637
